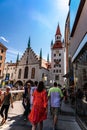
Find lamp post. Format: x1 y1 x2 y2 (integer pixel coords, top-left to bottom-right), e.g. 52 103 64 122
44 75 47 86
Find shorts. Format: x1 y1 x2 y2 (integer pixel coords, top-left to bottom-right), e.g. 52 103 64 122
51 107 60 116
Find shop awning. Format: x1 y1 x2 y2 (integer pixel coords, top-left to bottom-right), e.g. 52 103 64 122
63 72 70 78
63 70 74 79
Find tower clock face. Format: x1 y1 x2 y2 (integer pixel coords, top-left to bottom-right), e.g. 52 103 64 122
56 50 59 54
54 59 60 65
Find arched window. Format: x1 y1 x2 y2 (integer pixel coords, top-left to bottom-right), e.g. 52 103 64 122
18 69 22 79
24 66 28 79
11 73 13 79
31 68 35 79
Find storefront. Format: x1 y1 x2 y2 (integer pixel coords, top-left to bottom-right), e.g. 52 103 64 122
72 35 87 129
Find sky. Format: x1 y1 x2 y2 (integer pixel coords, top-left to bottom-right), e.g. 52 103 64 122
0 0 69 63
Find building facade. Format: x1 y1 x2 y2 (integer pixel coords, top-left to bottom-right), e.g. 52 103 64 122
3 40 50 86
51 24 65 86
0 43 7 83
69 0 87 129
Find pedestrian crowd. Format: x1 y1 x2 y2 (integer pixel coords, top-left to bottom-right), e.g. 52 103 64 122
1 80 83 130
22 81 64 130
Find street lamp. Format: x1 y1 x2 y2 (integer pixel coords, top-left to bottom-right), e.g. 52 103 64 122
44 75 47 86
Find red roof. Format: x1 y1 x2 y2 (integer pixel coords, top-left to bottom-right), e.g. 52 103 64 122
52 41 62 49
55 24 61 36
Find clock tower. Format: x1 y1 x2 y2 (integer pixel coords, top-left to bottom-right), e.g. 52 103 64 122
51 23 65 86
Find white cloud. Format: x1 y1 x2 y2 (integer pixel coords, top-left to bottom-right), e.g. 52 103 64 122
30 9 52 29
0 36 9 43
7 47 23 56
6 47 23 62
53 0 69 12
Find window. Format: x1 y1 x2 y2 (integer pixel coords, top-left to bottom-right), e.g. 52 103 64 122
0 56 2 60
26 56 28 64
11 73 13 79
59 70 61 73
31 68 35 79
5 73 10 80
59 53 61 56
18 69 22 79
59 64 61 67
1 49 4 53
70 0 80 33
24 66 28 79
55 75 59 80
56 69 58 73
54 54 56 57
54 65 56 68
53 70 55 73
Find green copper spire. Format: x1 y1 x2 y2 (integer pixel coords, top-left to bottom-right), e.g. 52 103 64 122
16 53 19 63
28 37 30 49
51 40 53 46
47 53 49 62
40 48 42 59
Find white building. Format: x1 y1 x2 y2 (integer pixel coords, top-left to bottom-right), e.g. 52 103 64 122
3 39 50 86
3 24 65 87
50 24 65 86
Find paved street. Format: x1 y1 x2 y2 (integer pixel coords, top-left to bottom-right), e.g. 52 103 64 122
0 100 82 130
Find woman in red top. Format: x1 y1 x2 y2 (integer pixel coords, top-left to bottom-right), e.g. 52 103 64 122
29 81 48 130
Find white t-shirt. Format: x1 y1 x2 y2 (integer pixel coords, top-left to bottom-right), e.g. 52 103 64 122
30 86 37 105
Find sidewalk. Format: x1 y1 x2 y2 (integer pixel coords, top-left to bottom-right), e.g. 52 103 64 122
0 100 82 130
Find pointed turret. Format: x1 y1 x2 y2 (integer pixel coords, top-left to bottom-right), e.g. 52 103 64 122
16 53 19 67
55 23 61 36
28 37 31 49
16 53 19 63
55 23 62 42
40 48 42 59
52 23 63 49
51 40 53 46
39 48 42 68
47 53 49 63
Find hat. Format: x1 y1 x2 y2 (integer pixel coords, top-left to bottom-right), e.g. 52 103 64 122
6 85 11 90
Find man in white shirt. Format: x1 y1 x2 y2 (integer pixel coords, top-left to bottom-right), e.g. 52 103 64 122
30 81 38 109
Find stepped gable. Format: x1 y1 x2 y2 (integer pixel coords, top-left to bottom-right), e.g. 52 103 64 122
19 47 39 65
41 58 49 69
45 62 51 69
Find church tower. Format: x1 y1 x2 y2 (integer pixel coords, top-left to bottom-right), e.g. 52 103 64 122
51 23 65 86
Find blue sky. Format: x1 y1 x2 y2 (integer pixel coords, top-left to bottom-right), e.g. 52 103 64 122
0 0 69 62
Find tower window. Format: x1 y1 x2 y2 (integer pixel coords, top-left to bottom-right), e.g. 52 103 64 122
54 54 56 57
55 75 59 80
